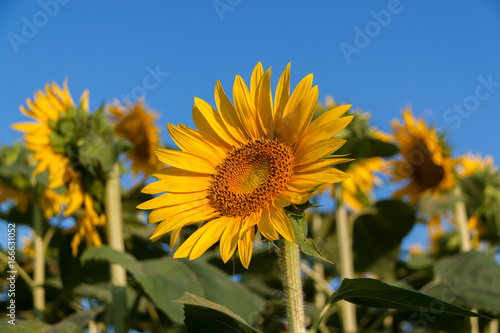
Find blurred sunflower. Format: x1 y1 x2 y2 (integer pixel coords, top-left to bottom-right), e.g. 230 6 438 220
12 80 88 190
0 180 30 213
138 63 353 268
108 99 162 178
339 157 389 212
456 153 497 247
392 107 456 204
457 152 495 177
13 81 105 256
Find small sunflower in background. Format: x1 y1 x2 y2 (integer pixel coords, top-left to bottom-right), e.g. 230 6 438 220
0 179 30 213
391 107 456 204
13 81 111 256
138 63 353 268
319 104 393 213
0 143 66 219
456 153 498 247
108 98 162 179
457 152 495 178
340 157 389 212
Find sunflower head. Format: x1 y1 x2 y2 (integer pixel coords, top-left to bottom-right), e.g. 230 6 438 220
13 81 114 256
457 153 495 177
108 99 162 178
339 157 389 212
392 107 456 204
138 63 353 268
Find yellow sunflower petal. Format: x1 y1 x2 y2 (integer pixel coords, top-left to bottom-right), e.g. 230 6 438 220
250 62 264 102
268 206 294 242
215 81 248 142
170 227 182 251
238 226 255 269
295 138 346 166
233 75 259 138
156 149 215 174
258 208 279 240
256 68 274 137
273 63 291 130
192 99 238 148
141 175 210 194
146 198 209 224
150 206 218 242
137 192 208 210
167 123 225 163
220 217 241 263
289 168 350 191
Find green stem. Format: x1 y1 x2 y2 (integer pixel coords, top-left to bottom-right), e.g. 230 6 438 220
453 186 478 333
32 198 46 321
454 186 472 252
335 186 357 333
105 163 127 333
280 238 306 333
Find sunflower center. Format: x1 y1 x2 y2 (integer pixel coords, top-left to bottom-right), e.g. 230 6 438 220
208 139 294 217
411 139 445 191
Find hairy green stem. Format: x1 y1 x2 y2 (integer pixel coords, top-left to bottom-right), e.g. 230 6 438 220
280 238 306 333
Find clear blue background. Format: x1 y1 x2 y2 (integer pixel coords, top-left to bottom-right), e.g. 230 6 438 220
1 0 500 250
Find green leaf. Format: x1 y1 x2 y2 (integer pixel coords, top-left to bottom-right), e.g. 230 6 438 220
353 200 416 278
289 212 333 264
174 293 261 333
81 246 264 324
81 245 142 273
330 278 487 318
81 246 201 323
420 251 500 312
183 259 265 323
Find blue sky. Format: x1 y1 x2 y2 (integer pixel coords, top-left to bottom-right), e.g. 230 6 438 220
1 1 500 249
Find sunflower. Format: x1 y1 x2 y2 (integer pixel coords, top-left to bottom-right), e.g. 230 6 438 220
457 153 495 177
0 179 30 213
392 107 456 204
339 157 389 212
13 81 104 255
138 63 353 268
108 99 162 178
456 153 496 247
12 80 88 190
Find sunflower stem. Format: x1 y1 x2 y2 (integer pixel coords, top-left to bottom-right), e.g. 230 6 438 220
280 238 306 333
454 186 472 252
105 163 127 333
453 186 478 333
335 186 358 333
32 196 46 321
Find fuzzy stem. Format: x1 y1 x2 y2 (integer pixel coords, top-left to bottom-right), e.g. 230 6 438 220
32 198 46 321
335 186 357 333
105 163 127 333
453 186 478 333
280 238 306 333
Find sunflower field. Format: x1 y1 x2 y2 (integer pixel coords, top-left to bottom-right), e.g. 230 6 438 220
1 61 499 333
